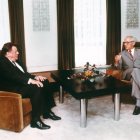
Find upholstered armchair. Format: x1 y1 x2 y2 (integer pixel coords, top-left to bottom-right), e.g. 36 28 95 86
0 72 59 132
106 68 134 104
0 49 59 132
110 42 140 104
0 91 32 132
0 49 32 132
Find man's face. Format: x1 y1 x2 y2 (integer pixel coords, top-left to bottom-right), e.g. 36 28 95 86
124 37 135 50
6 46 19 61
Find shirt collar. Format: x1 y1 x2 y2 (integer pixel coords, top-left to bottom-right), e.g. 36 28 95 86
130 48 135 55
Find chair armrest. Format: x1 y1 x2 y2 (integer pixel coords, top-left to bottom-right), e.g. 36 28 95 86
106 69 131 85
32 72 55 82
106 69 122 80
0 91 21 97
121 80 131 85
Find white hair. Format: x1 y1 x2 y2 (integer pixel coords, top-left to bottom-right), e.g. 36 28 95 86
124 35 137 42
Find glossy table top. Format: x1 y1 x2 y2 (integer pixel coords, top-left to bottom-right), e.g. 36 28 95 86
51 69 131 99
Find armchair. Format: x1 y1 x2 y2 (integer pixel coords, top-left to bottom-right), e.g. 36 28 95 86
0 50 32 132
106 42 140 104
0 49 59 132
106 68 134 104
0 91 32 132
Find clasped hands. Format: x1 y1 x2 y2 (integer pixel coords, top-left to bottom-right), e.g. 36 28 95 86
29 75 47 87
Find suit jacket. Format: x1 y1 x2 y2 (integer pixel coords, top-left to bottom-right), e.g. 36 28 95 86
0 56 35 92
117 48 140 80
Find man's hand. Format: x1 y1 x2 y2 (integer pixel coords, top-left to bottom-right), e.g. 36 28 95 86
35 75 47 82
115 54 121 65
28 79 43 87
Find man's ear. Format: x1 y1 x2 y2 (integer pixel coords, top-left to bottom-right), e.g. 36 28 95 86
5 52 10 57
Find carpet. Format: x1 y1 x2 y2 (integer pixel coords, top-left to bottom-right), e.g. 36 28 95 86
0 94 140 140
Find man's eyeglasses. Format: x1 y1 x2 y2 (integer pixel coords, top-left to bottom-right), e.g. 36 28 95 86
124 41 134 44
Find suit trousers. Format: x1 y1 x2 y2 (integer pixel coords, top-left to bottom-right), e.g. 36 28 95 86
131 68 140 99
16 80 56 121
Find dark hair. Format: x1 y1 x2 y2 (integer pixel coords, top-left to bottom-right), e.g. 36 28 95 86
1 42 17 56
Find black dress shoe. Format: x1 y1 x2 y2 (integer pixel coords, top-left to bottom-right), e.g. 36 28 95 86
43 111 61 120
31 120 51 129
133 106 140 115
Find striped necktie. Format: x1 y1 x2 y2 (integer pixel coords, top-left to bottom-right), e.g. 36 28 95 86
12 61 25 73
12 61 16 66
128 50 133 59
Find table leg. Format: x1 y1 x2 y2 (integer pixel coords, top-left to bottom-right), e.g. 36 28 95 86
114 93 120 121
59 85 63 103
80 99 87 128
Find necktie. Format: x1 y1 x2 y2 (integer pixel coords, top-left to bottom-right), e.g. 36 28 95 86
128 50 133 59
12 61 25 73
12 61 16 66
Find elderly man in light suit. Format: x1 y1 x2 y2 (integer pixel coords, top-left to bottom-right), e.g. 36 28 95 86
115 35 140 115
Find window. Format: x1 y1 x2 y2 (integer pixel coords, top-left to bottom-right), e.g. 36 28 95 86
74 0 106 66
0 0 10 49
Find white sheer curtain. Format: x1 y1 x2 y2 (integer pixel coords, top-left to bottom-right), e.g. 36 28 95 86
74 0 106 66
0 0 10 49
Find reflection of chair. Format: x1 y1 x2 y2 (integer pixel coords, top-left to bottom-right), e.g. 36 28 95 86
0 91 32 132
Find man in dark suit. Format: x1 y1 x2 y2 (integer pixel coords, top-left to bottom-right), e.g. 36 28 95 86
115 36 140 115
0 42 61 130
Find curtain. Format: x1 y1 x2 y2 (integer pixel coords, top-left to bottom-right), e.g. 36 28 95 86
8 0 26 66
57 0 75 70
106 0 121 65
74 0 106 66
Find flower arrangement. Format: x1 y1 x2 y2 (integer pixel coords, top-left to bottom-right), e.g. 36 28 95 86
84 70 94 77
70 62 96 80
83 62 96 77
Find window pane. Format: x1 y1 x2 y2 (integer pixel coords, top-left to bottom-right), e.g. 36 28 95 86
0 0 10 49
74 0 106 66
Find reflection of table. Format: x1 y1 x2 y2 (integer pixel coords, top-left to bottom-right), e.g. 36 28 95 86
51 69 131 127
